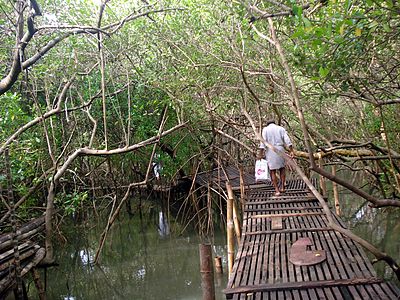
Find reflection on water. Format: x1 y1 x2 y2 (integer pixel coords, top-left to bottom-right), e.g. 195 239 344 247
38 171 399 299
42 203 228 300
158 211 170 238
78 249 95 267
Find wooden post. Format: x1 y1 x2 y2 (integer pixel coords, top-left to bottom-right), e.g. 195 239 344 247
225 182 235 277
199 244 215 300
239 165 246 212
214 240 223 289
318 156 327 196
331 165 341 215
207 183 213 234
214 256 223 274
32 268 46 300
232 199 242 245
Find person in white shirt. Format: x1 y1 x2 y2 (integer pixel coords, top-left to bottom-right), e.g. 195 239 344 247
260 119 294 196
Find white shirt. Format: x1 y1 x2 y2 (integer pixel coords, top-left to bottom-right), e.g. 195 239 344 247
260 123 292 148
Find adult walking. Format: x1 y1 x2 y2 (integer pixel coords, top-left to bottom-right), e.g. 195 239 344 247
260 119 294 196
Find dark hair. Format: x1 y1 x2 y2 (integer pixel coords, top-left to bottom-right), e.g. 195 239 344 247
266 119 275 125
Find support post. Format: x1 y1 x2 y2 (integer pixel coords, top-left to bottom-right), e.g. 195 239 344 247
199 244 215 300
214 256 223 274
318 156 327 196
239 165 246 212
32 268 46 300
232 199 242 245
331 165 341 215
225 182 235 277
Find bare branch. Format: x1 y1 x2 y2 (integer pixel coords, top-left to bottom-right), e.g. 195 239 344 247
215 129 254 153
52 122 187 182
0 77 74 155
0 5 185 96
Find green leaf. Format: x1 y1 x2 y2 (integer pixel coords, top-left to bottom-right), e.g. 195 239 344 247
302 16 312 28
319 66 329 78
339 24 345 35
345 0 352 13
292 29 304 38
292 5 303 17
383 23 391 32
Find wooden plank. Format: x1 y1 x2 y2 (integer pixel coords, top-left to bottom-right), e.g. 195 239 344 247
306 215 343 299
254 229 266 287
270 217 283 230
242 216 260 287
300 218 332 299
311 215 352 300
245 198 319 205
291 213 317 299
224 179 400 300
231 220 254 288
243 227 335 235
373 282 399 299
247 222 263 286
285 212 302 284
224 277 384 295
245 206 323 213
280 234 288 285
0 242 34 263
0 245 39 272
339 235 380 298
323 229 362 297
251 212 325 219
266 232 276 285
227 212 252 291
279 203 302 300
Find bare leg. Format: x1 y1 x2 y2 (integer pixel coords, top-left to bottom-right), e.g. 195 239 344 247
279 167 286 192
270 169 280 195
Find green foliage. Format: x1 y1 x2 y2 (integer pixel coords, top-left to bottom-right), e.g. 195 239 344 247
55 191 89 215
0 93 44 193
1 0 400 218
0 93 31 136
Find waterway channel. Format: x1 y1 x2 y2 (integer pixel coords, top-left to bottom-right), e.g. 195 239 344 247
36 173 400 299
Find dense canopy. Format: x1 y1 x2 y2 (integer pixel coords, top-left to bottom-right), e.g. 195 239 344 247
0 0 399 277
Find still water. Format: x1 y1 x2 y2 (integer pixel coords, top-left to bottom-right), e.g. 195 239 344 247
41 203 228 300
38 174 399 299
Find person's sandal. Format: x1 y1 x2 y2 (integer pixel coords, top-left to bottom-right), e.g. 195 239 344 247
274 191 281 197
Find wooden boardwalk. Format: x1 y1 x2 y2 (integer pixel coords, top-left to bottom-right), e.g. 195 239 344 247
0 216 45 298
224 179 400 300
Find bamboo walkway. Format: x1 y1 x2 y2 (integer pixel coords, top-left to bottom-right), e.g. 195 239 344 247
0 216 45 298
224 179 400 300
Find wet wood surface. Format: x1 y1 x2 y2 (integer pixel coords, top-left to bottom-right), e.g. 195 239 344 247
224 179 400 300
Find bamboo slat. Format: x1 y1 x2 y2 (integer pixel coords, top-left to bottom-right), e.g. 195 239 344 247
224 178 400 300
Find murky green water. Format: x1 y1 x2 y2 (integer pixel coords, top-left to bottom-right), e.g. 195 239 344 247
39 202 228 300
34 173 399 299
337 202 400 285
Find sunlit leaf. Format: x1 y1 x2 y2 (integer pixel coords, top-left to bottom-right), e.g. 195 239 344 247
340 24 345 35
